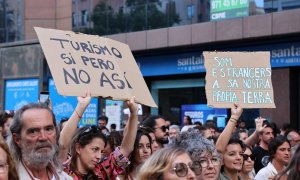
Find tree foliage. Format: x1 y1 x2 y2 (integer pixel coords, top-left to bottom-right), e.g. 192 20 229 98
90 0 180 35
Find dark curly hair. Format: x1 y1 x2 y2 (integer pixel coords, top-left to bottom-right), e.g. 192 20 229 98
268 135 290 162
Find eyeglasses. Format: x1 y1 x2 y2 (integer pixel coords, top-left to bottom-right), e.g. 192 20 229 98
243 154 256 161
173 162 202 177
197 156 221 168
77 126 101 142
0 163 8 174
155 125 169 132
291 139 300 143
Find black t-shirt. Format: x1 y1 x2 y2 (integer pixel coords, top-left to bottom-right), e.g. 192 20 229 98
252 145 269 173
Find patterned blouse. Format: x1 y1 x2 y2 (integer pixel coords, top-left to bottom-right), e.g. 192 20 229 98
64 147 130 180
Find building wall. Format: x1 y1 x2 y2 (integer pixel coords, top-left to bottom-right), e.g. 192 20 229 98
0 0 24 42
260 69 291 128
24 0 72 40
106 8 300 126
0 40 43 110
107 8 300 51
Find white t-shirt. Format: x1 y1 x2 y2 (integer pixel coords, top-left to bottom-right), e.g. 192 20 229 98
254 162 277 180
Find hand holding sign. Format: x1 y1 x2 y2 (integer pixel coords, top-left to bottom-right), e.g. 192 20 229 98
76 91 92 116
204 51 276 108
231 103 243 120
34 27 157 107
127 96 139 115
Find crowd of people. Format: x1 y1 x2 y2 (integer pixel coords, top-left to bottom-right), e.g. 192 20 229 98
0 95 300 180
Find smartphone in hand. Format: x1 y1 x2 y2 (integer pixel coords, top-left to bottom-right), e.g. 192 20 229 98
39 91 50 105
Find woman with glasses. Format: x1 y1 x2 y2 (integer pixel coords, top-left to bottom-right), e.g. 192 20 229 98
119 129 152 179
175 128 221 180
66 126 107 179
63 96 139 179
137 146 199 180
0 140 18 180
240 146 256 180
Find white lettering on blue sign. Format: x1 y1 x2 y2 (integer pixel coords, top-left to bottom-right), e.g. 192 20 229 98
271 45 300 58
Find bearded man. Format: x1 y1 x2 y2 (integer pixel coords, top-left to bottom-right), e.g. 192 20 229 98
8 103 71 180
141 115 169 148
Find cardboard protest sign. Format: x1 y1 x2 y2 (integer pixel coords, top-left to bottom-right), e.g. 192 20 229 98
34 27 157 107
204 51 276 108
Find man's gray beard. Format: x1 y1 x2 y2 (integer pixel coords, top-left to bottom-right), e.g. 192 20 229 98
21 141 58 169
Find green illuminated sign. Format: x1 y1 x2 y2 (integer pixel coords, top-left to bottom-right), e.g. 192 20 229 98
210 0 249 21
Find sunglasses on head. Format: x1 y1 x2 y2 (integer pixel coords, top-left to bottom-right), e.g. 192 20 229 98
155 125 169 132
77 126 101 142
173 162 202 177
243 154 256 161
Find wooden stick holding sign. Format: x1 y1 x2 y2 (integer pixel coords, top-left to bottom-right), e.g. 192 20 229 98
34 27 157 107
204 51 276 108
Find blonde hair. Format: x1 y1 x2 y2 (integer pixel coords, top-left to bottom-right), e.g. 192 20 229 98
137 146 187 180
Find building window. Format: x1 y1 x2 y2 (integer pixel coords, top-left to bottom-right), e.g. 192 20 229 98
81 10 88 26
72 12 77 27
